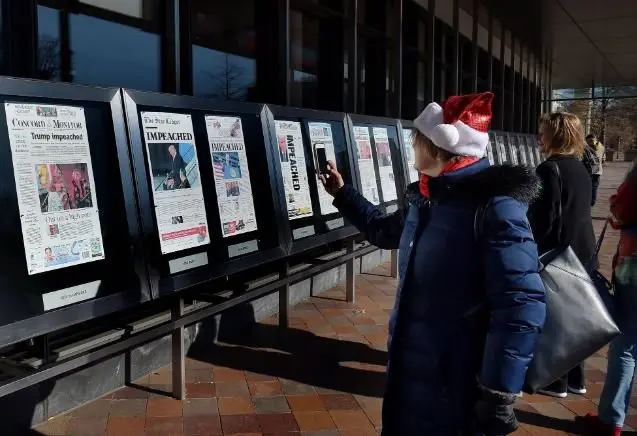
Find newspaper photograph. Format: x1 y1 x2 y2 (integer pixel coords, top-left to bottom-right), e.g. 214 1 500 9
205 115 257 238
353 126 380 205
372 127 397 202
308 122 339 216
274 120 314 220
141 111 210 254
5 102 105 275
401 128 420 183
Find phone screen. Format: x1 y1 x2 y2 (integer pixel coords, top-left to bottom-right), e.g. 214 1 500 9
315 144 328 174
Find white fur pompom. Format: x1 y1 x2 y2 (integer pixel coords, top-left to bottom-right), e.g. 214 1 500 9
414 102 444 137
429 124 460 152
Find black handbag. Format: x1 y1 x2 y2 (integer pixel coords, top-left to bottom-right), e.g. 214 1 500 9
523 162 619 393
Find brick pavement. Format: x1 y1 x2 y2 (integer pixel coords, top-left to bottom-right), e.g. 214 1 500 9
35 161 635 436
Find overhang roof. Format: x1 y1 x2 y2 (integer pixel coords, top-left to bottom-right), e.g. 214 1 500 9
547 0 637 88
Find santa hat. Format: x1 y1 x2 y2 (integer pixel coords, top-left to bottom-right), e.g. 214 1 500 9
413 92 494 158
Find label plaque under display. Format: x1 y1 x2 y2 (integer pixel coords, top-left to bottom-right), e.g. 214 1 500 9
293 225 316 240
326 217 345 230
228 239 259 258
169 252 209 274
141 111 210 254
42 280 101 311
5 102 105 275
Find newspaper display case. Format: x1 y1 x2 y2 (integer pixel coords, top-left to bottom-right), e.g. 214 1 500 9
0 78 150 347
514 134 529 167
485 131 496 165
264 105 359 255
505 133 521 165
397 120 420 185
347 115 406 214
123 90 287 298
491 132 509 165
523 135 537 167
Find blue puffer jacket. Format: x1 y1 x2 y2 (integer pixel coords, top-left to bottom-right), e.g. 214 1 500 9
333 159 546 435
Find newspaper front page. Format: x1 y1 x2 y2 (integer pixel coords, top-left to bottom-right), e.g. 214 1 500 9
308 122 339 215
401 128 420 183
205 115 257 238
372 127 397 202
353 126 380 204
274 120 314 220
495 134 508 164
486 137 496 165
5 102 105 275
141 112 210 254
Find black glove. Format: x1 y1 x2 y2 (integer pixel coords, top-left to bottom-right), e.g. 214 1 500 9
471 381 520 436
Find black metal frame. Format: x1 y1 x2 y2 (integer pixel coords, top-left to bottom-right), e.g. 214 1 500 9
346 113 406 213
0 240 379 398
0 77 150 348
263 104 359 255
122 89 288 299
397 119 419 188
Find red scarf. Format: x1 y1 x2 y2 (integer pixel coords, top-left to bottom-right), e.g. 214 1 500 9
419 157 480 198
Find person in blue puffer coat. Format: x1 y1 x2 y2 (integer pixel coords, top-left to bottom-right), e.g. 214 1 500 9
320 92 546 435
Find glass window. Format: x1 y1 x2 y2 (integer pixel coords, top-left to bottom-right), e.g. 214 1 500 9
36 1 162 90
69 13 160 90
289 8 346 111
0 0 4 74
191 0 257 101
37 6 61 80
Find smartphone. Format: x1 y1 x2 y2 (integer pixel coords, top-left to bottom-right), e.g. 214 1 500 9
315 143 329 175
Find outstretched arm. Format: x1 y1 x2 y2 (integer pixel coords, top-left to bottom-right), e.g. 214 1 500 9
332 185 404 249
321 160 404 250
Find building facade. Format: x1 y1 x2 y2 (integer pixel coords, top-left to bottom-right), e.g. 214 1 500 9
0 0 550 134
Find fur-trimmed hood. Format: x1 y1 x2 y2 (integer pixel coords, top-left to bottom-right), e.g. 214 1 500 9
405 161 541 206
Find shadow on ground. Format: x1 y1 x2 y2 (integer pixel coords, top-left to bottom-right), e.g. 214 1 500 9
187 295 388 398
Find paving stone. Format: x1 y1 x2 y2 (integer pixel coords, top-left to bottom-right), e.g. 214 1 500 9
220 414 261 434
183 415 222 435
145 416 184 435
218 397 255 415
252 396 291 414
109 399 148 418
294 411 336 431
183 398 219 416
106 416 145 436
147 398 183 417
257 413 299 432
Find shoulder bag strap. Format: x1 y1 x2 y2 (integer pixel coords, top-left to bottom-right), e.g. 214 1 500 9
550 161 563 242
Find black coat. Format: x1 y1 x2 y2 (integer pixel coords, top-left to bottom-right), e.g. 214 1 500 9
528 154 597 267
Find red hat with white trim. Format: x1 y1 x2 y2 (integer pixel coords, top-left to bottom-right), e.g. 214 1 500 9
413 91 494 158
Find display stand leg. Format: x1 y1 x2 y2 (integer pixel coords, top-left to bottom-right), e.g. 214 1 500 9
390 249 398 278
279 262 290 328
171 297 185 400
346 239 356 303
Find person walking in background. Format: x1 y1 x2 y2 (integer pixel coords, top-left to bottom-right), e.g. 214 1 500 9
581 160 637 436
528 112 597 398
320 92 546 435
585 134 605 206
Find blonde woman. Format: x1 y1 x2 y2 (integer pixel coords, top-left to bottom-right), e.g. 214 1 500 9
528 112 597 398
321 92 546 434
